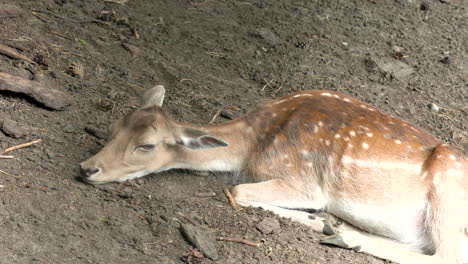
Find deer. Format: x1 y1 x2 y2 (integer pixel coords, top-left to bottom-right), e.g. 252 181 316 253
80 85 467 264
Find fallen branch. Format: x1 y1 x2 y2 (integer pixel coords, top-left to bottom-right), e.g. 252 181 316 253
1 139 42 155
0 43 35 64
223 187 239 209
0 155 14 159
216 237 260 247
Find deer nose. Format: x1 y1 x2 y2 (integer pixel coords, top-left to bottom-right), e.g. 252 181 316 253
80 166 100 178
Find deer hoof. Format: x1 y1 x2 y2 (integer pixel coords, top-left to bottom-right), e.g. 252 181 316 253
320 235 350 249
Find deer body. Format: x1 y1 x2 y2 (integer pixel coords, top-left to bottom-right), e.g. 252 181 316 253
81 86 467 263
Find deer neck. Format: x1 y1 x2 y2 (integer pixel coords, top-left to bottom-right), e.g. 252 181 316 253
174 119 251 172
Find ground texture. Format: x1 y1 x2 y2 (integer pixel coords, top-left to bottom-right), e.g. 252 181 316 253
0 0 466 263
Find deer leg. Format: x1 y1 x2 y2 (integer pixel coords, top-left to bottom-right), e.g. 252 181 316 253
321 222 442 264
231 179 335 235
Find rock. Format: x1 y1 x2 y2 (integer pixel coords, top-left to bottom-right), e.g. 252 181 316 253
429 103 439 112
256 217 281 234
180 224 219 260
63 124 75 133
0 118 26 138
0 72 73 110
371 56 414 80
255 27 281 46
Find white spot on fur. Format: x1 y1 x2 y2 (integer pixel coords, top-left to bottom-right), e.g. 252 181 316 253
437 154 443 159
347 143 353 149
246 127 254 133
344 98 351 102
314 126 318 134
319 138 323 142
292 94 302 98
394 140 402 144
344 137 350 142
300 149 309 156
362 142 369 149
272 113 277 118
449 155 456 160
318 121 323 127
366 132 373 137
286 163 292 167
349 130 356 137
273 99 288 105
360 104 367 109
321 92 332 97
334 134 341 139
332 94 340 99
325 140 330 146
306 162 313 167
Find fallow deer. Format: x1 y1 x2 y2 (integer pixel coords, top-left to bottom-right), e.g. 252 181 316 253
80 85 467 264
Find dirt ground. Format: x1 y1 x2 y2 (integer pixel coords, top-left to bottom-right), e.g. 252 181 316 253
0 0 466 263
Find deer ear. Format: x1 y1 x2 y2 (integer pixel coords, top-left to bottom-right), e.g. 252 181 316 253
176 127 229 150
141 85 165 108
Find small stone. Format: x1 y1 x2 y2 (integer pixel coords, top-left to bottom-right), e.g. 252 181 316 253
63 124 75 133
429 103 439 112
0 118 26 138
256 217 281 234
45 150 56 159
392 45 402 53
370 56 414 80
180 224 218 260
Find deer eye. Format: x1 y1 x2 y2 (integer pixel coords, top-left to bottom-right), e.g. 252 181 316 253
137 144 156 152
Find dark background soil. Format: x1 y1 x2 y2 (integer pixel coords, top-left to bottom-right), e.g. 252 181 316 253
0 0 466 263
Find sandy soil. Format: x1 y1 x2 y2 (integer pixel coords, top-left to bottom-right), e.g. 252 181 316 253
0 0 466 263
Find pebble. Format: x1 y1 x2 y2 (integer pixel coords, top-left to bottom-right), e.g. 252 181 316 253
429 103 439 112
0 118 26 138
256 217 281 234
180 223 219 260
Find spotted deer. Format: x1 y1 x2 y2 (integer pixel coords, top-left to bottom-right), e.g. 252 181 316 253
80 85 467 264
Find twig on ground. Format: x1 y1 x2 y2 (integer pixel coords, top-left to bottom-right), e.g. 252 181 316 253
261 78 273 92
0 43 35 64
0 169 11 176
223 187 239 209
217 237 261 247
1 139 42 155
0 155 14 159
194 191 216 197
208 109 221 124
